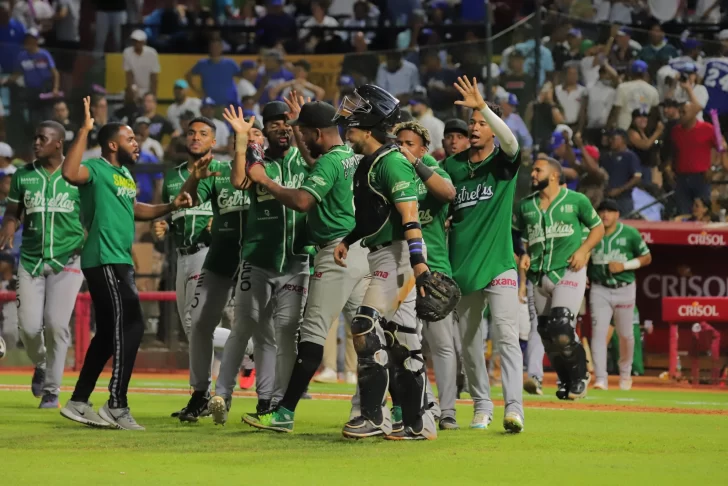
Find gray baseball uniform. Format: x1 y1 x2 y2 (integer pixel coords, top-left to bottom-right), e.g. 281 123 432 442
533 268 588 318
524 281 544 380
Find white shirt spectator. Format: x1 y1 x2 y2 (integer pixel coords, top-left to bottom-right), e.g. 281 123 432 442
123 45 161 95
141 137 164 160
587 80 616 128
212 118 231 161
13 1 54 29
674 83 710 120
580 56 601 88
237 78 257 101
613 79 660 130
647 0 681 21
375 60 420 97
555 84 587 124
609 1 634 24
167 97 202 131
593 0 612 22
694 0 721 23
416 111 445 153
299 15 340 40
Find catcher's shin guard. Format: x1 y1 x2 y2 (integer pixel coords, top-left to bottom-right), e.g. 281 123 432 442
537 315 570 385
384 321 427 430
546 308 589 384
351 306 389 423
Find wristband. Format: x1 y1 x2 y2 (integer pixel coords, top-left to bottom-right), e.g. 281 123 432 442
403 221 421 232
414 159 435 181
407 237 426 267
623 259 641 271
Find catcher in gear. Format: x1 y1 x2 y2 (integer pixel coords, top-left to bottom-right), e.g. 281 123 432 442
332 84 438 440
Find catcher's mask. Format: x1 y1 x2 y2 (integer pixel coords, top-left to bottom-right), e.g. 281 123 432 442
333 84 401 131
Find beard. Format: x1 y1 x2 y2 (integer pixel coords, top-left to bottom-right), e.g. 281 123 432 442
307 142 323 158
118 147 138 165
266 130 292 151
349 140 365 154
186 146 212 158
531 177 549 191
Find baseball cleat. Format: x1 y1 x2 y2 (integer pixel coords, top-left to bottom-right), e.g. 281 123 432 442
39 393 60 409
469 412 492 430
568 372 590 400
99 402 145 430
60 400 112 428
31 366 46 398
593 379 608 390
391 406 403 433
256 399 273 414
208 395 230 426
178 391 211 423
438 416 459 430
313 368 338 383
503 412 524 434
619 377 633 391
556 382 570 400
343 407 392 439
0 335 6 359
242 407 294 433
239 368 255 390
386 411 437 441
523 375 543 395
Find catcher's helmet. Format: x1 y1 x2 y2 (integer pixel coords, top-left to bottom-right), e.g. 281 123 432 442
333 84 401 131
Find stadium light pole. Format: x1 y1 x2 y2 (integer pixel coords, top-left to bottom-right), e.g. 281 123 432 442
484 0 493 101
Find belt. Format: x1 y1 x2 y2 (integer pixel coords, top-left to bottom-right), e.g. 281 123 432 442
367 241 393 252
593 281 630 290
313 240 338 253
177 243 208 256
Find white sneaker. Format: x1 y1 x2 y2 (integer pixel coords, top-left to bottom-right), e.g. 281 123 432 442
593 380 608 390
345 371 357 385
470 412 492 430
313 368 338 383
60 400 112 428
99 402 145 430
619 378 633 391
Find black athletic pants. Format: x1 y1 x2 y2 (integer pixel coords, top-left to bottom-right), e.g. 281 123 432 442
71 264 144 409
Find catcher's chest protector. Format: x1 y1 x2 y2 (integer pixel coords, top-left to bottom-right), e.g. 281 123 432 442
353 145 399 238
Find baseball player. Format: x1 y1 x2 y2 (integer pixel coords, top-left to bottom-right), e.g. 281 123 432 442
588 198 651 391
239 98 371 433
442 119 471 158
514 155 605 401
212 101 311 419
61 97 193 430
442 76 524 433
162 116 265 422
0 121 85 408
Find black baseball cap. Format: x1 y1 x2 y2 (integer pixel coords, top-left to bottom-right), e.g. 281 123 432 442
262 101 289 124
289 101 337 128
245 116 263 131
444 118 468 136
398 110 414 123
597 198 620 212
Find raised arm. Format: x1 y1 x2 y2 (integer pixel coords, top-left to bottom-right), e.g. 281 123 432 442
222 105 256 191
62 96 93 186
284 90 317 167
134 190 192 221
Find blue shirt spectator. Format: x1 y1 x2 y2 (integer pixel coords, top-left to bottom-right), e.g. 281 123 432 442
513 39 554 86
500 93 533 150
256 51 294 105
0 8 25 74
187 39 240 105
134 150 163 204
256 0 297 49
14 31 56 91
388 0 422 25
600 130 643 215
549 130 580 190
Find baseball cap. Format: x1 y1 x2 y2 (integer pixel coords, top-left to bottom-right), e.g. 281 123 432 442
719 29 728 41
25 27 40 39
677 61 698 74
597 198 620 212
245 116 263 131
339 75 355 87
682 38 700 50
174 79 189 89
130 29 147 42
549 131 567 152
398 110 414 123
241 60 257 70
583 144 600 161
289 101 337 128
0 142 12 158
630 60 648 74
408 94 429 107
580 39 594 54
631 107 649 118
610 128 628 139
262 101 289 124
554 124 573 140
202 97 217 107
444 118 468 136
134 116 151 126
617 27 630 37
506 93 518 106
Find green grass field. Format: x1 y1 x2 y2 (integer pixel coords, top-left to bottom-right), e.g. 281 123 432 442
2 373 727 485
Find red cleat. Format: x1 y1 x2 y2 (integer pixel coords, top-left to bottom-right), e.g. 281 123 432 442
239 368 256 390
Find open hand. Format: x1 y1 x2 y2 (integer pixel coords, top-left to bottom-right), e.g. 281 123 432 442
284 89 306 121
453 76 486 111
82 96 95 131
192 153 221 180
222 105 256 135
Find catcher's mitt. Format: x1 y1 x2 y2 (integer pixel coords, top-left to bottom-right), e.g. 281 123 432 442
415 271 461 322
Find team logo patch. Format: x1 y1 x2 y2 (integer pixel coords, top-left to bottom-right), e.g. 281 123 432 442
282 284 307 295
63 266 81 274
312 271 323 279
373 270 389 279
558 280 579 288
391 181 410 193
491 277 517 287
310 176 326 186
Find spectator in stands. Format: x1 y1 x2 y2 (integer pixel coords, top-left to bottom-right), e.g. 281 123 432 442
638 22 678 69
300 0 340 42
512 36 555 86
396 9 426 51
387 0 422 26
549 127 580 189
269 59 326 101
186 38 240 105
256 50 295 105
555 63 587 133
133 150 164 205
609 27 640 74
256 0 298 49
420 50 460 120
113 86 142 126
442 118 469 158
553 28 585 71
585 66 617 145
51 100 77 146
237 60 258 103
671 101 716 214
627 108 663 186
601 129 643 215
226 0 259 53
135 117 165 160
573 134 609 207
667 62 709 121
609 60 659 130
140 93 175 143
200 98 232 160
0 142 15 177
341 1 377 44
660 98 682 180
0 2 25 74
376 51 420 99
677 39 704 72
409 94 444 155
501 50 536 118
167 79 202 132
51 0 81 94
577 39 603 88
341 31 381 85
166 110 195 163
527 82 565 150
674 197 719 222
123 30 160 97
12 0 54 32
333 74 356 108
500 93 532 151
93 0 127 52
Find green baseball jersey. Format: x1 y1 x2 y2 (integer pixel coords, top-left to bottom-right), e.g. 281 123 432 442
588 222 649 285
162 164 213 249
299 145 358 245
443 146 520 295
196 160 250 279
243 147 310 273
78 158 136 268
356 148 419 248
514 188 602 285
418 154 451 275
7 162 85 276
